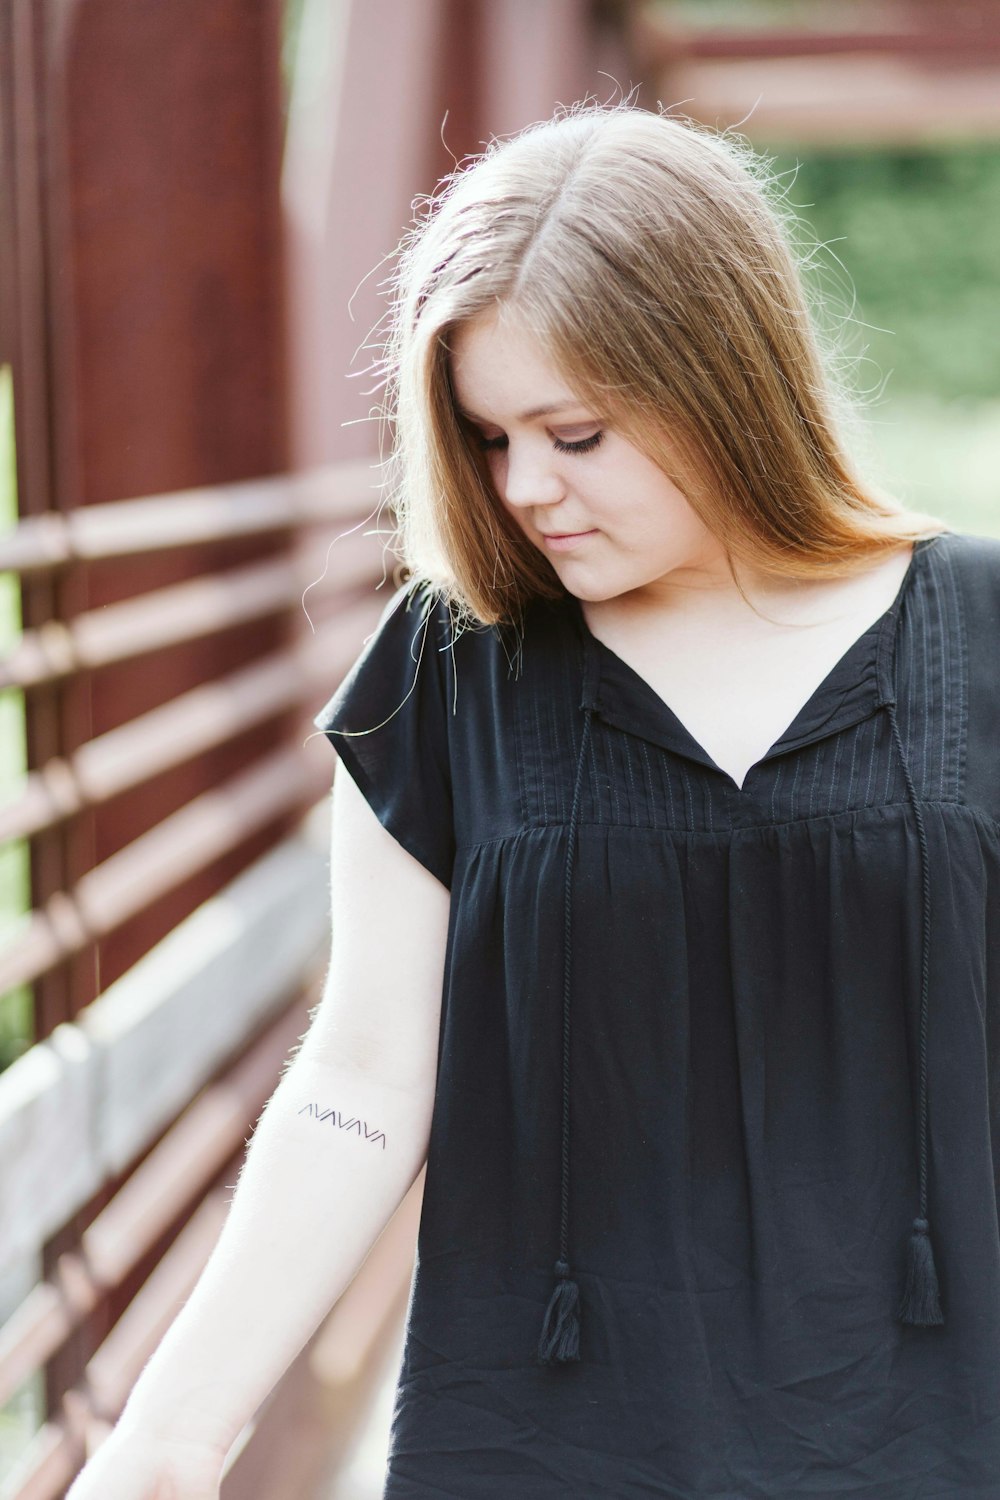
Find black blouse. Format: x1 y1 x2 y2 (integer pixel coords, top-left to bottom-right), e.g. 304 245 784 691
312 528 1000 1499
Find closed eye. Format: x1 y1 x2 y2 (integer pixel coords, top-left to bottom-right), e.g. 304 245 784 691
554 432 603 455
472 431 604 456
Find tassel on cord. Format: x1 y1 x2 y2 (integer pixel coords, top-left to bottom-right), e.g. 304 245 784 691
538 1257 581 1363
898 1216 943 1326
887 703 944 1328
537 704 593 1366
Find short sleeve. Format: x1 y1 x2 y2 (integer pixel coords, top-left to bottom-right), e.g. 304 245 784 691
312 582 455 890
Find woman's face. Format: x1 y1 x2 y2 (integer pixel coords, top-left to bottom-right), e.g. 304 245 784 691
447 308 732 607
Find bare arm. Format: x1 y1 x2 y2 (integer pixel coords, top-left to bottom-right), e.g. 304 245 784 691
107 757 450 1456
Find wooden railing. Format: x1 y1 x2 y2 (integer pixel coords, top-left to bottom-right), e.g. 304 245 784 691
0 462 416 1499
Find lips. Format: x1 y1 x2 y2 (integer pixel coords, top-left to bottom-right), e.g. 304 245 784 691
540 528 597 553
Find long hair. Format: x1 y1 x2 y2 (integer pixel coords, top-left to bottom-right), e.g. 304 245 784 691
374 101 949 628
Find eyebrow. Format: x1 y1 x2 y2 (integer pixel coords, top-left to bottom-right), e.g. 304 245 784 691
456 401 587 424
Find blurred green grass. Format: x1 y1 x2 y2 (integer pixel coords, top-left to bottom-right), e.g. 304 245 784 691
860 394 1000 534
768 140 1000 535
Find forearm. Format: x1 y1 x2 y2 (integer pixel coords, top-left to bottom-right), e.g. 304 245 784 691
114 1051 432 1455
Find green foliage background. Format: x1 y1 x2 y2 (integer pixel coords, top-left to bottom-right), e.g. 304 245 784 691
761 140 1000 533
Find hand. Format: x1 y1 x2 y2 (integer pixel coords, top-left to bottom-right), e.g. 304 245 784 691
64 1426 227 1500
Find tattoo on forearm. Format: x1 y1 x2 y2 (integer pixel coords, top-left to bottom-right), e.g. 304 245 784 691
298 1102 386 1150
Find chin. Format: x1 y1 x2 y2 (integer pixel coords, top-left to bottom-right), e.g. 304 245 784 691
565 577 623 604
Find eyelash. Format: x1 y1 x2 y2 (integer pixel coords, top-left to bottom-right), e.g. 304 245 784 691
475 431 604 456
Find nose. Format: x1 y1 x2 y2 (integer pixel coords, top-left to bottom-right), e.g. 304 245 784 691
498 439 566 511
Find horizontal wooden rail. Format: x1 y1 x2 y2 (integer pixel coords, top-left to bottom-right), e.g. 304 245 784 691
0 461 385 574
0 741 338 996
638 19 1000 63
0 528 384 692
0 592 376 846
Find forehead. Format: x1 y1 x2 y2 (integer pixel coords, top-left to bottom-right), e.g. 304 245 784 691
448 310 584 416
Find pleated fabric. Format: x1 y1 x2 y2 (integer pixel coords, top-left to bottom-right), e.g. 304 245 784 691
313 529 1000 1498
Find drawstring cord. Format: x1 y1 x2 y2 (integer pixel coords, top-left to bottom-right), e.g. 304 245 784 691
887 699 944 1325
536 689 944 1363
537 704 594 1364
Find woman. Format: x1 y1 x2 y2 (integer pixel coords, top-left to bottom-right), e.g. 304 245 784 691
69 103 1000 1498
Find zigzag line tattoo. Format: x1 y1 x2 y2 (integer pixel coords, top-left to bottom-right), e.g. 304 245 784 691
297 1101 387 1150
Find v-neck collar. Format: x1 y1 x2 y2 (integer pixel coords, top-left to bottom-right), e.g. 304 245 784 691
564 536 939 786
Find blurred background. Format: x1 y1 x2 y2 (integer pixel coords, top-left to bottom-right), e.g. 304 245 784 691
0 1 997 1495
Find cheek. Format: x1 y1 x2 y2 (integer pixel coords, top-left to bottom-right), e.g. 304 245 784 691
484 451 508 495
629 480 692 534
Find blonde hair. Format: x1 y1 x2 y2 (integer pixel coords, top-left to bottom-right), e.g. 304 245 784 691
374 101 949 628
